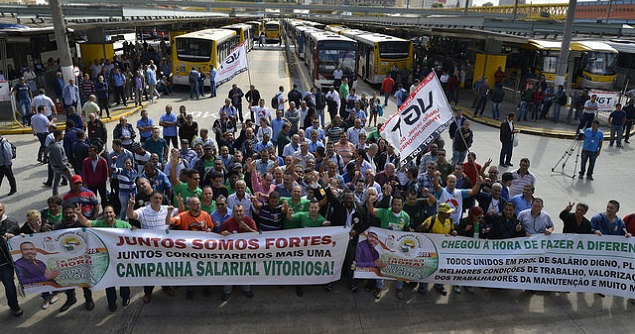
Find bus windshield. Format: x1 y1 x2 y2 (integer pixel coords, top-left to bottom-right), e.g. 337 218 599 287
584 51 617 75
265 23 279 31
538 55 558 74
176 38 212 62
378 41 410 59
317 41 356 76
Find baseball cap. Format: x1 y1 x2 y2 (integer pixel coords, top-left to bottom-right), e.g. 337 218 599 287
438 203 455 214
70 175 83 184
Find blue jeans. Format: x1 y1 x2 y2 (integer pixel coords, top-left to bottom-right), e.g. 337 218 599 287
518 101 530 121
491 102 501 119
376 279 404 290
532 102 542 120
189 82 199 99
451 149 467 168
580 149 598 177
210 81 216 97
119 192 132 220
553 103 562 122
19 99 32 125
610 124 624 146
383 92 390 106
0 264 19 310
316 108 325 127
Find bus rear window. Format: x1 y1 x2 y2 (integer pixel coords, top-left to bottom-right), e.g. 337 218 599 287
176 39 212 62
265 23 279 30
378 41 410 59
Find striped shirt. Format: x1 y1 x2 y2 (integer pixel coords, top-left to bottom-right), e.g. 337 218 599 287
256 204 284 231
134 205 175 230
63 188 99 219
111 166 137 194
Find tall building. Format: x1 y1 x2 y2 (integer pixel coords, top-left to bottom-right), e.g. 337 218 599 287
321 0 397 5
406 0 471 8
498 0 526 6
0 0 48 4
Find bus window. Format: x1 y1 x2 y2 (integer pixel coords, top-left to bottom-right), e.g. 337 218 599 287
584 52 617 75
378 41 410 59
177 39 212 62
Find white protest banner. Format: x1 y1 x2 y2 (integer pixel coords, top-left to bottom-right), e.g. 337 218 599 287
215 42 248 87
380 71 453 169
590 89 618 111
9 227 349 295
0 80 10 102
355 228 635 299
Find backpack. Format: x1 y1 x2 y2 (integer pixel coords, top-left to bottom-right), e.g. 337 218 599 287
1 138 16 159
271 93 280 109
188 71 195 84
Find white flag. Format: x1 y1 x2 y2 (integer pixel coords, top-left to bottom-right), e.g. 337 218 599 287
215 42 248 87
380 71 454 168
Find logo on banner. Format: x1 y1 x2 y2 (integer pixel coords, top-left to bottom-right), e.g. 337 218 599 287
215 43 249 87
11 230 110 290
226 49 241 64
380 72 453 169
356 229 439 282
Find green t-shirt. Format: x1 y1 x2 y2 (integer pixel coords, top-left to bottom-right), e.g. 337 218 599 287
201 200 216 215
281 197 310 214
376 208 410 231
290 212 326 228
367 129 380 143
46 211 63 226
173 181 203 206
201 158 215 174
91 219 132 228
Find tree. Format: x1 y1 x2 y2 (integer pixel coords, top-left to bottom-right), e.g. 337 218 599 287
431 2 444 7
482 2 494 6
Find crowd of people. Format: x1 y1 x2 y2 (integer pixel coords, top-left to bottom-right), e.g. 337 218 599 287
1 59 634 317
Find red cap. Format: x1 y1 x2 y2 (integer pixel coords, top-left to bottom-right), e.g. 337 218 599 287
70 175 83 184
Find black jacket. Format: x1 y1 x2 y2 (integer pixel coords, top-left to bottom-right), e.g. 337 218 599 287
499 120 514 144
0 217 20 266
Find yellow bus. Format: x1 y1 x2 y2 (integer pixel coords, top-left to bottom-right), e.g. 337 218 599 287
524 39 617 89
264 20 281 42
221 23 253 52
171 29 239 86
245 21 263 41
525 39 562 84
348 33 413 85
570 41 617 90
